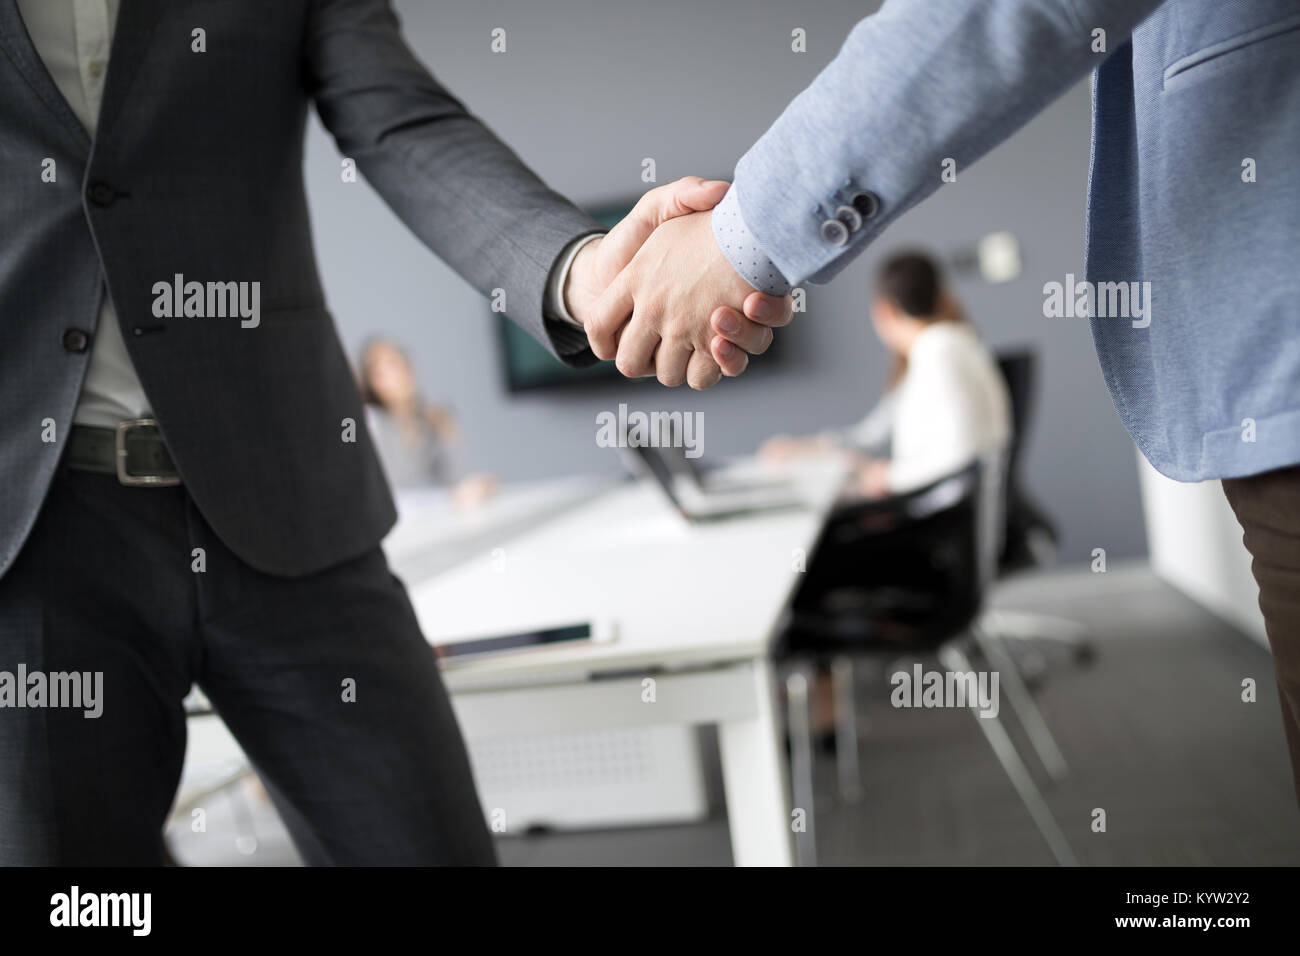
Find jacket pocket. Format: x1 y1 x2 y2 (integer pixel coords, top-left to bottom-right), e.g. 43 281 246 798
1163 12 1300 91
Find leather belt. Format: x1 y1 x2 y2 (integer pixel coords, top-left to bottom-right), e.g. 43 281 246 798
66 419 181 487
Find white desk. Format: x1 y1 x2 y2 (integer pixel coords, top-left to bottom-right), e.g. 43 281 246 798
383 474 617 580
396 457 846 866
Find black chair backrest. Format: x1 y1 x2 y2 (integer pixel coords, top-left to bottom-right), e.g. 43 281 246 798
996 350 1035 479
827 459 982 546
790 456 999 651
994 349 1060 570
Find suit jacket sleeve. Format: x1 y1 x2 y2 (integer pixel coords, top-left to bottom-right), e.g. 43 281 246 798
717 0 1169 292
304 0 600 363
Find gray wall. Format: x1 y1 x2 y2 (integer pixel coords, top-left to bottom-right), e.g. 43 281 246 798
303 0 1147 563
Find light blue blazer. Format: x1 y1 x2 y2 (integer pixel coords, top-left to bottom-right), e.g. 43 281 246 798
716 0 1300 481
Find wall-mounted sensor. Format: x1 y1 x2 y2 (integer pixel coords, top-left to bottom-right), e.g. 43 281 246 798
977 231 1022 284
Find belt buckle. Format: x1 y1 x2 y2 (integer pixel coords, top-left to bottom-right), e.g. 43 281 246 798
115 418 180 487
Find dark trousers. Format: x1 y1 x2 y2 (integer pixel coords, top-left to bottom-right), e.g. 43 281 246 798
0 466 496 865
1223 464 1300 805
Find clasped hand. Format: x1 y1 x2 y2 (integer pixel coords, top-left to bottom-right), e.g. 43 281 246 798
563 178 792 389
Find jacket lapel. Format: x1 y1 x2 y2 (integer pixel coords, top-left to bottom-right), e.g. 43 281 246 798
0 0 91 153
95 0 167 144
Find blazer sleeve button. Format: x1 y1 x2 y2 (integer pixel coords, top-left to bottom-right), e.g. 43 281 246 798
820 218 850 246
835 204 864 232
850 190 881 220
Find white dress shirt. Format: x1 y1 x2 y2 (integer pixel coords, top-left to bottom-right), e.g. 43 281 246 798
17 0 591 430
843 321 1012 495
19 0 140 427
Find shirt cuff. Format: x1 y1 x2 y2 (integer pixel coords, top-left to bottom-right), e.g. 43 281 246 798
711 186 792 296
545 232 605 328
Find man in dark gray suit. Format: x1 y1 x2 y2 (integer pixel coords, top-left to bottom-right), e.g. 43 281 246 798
0 0 789 865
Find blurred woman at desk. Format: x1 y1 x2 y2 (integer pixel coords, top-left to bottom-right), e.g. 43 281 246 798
760 251 1013 737
359 337 497 508
761 250 1010 500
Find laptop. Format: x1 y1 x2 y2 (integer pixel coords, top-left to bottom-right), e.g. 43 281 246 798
655 435 796 496
618 422 805 524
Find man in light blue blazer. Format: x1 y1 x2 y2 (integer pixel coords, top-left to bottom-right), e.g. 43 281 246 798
588 0 1300 797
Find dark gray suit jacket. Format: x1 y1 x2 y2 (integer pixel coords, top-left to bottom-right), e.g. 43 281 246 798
0 0 600 577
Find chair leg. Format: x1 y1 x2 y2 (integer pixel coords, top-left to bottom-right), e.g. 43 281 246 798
830 655 863 804
999 636 1049 687
939 640 1079 867
972 617 1070 782
224 771 260 857
785 668 818 867
986 608 1095 661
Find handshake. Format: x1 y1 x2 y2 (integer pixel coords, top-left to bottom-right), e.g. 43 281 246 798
561 178 794 390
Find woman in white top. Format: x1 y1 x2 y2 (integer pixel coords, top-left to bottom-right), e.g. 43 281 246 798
762 251 1011 499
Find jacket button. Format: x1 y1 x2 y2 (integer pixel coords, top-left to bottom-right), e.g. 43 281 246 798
834 204 864 233
62 328 90 352
850 190 881 220
820 218 850 246
87 182 117 207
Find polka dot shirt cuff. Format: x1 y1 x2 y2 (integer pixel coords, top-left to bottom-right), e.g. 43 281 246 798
712 186 792 296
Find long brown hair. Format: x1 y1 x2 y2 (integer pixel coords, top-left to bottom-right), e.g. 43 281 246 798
357 337 458 441
879 251 965 390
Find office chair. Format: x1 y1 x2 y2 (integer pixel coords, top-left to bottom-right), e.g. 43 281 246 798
778 452 1078 868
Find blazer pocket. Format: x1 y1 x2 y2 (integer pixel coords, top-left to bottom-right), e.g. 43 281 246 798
1163 12 1300 91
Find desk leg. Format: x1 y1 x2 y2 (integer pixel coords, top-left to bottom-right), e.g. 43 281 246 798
717 659 794 867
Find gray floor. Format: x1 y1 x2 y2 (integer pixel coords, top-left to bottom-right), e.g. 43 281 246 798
167 565 1300 866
